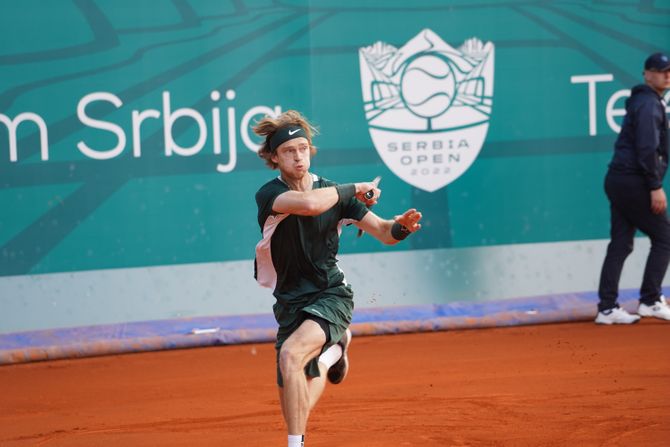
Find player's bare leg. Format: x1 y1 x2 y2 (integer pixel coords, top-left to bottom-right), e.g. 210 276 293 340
307 362 328 409
278 320 327 439
278 362 328 420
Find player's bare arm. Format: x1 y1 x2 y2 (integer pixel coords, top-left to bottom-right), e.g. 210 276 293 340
355 208 423 245
272 181 380 216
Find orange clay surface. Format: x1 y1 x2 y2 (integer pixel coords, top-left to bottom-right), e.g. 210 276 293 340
1 320 669 447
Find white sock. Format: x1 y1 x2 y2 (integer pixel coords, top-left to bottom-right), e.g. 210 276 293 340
288 434 304 447
318 343 343 369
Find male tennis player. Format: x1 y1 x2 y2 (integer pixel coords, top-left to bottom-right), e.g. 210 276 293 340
253 110 422 447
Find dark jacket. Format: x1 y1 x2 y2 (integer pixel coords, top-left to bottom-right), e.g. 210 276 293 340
608 84 669 190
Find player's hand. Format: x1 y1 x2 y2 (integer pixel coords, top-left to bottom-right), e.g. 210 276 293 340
394 208 422 232
651 188 667 214
355 180 381 207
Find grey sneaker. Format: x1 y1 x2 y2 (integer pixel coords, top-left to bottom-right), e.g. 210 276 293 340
638 296 670 321
595 307 641 325
327 328 351 384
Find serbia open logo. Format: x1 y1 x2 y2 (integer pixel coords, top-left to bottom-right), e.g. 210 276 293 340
359 29 495 192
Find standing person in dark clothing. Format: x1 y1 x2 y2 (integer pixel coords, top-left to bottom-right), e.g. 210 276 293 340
596 52 670 324
252 110 423 447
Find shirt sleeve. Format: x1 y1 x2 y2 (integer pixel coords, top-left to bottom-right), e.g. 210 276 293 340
255 180 289 229
341 196 369 221
634 99 664 190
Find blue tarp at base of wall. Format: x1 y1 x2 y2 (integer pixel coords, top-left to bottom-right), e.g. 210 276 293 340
0 288 657 365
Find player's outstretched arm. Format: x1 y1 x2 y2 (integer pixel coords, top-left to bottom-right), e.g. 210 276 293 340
355 208 422 245
273 181 380 216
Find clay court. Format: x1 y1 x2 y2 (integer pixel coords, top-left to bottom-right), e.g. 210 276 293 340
1 320 668 447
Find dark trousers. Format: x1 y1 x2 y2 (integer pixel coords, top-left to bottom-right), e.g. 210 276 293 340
598 172 670 311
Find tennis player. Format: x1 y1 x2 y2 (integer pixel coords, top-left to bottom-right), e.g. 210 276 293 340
253 110 422 447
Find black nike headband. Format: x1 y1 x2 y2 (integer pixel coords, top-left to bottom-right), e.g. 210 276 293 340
268 126 307 152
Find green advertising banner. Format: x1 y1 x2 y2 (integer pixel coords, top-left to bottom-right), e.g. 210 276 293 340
1 1 669 333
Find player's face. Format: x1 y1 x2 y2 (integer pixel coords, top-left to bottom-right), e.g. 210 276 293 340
272 137 311 178
644 69 670 95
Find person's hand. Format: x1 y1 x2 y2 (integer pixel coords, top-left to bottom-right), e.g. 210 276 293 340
651 188 667 214
355 180 381 207
394 208 422 232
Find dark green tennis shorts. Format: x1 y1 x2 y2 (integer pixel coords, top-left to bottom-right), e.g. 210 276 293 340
273 283 354 387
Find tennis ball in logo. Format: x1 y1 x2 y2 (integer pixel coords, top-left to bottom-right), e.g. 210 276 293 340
400 53 456 119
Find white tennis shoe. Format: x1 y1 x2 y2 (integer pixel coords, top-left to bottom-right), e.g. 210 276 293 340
638 296 670 321
595 307 641 325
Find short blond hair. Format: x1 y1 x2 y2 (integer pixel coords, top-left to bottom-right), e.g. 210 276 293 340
252 110 318 169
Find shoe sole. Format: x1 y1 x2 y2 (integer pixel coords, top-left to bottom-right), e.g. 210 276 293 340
594 317 640 325
638 310 670 320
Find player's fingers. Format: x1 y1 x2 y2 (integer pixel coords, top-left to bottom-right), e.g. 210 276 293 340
403 211 421 224
394 210 421 231
363 186 380 201
367 188 380 206
395 209 414 221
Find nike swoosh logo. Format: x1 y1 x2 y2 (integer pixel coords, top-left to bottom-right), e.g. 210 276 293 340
288 129 300 135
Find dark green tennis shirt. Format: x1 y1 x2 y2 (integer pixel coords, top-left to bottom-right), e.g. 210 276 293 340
254 174 369 305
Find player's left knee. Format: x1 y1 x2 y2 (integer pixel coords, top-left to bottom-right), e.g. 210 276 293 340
278 345 304 377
